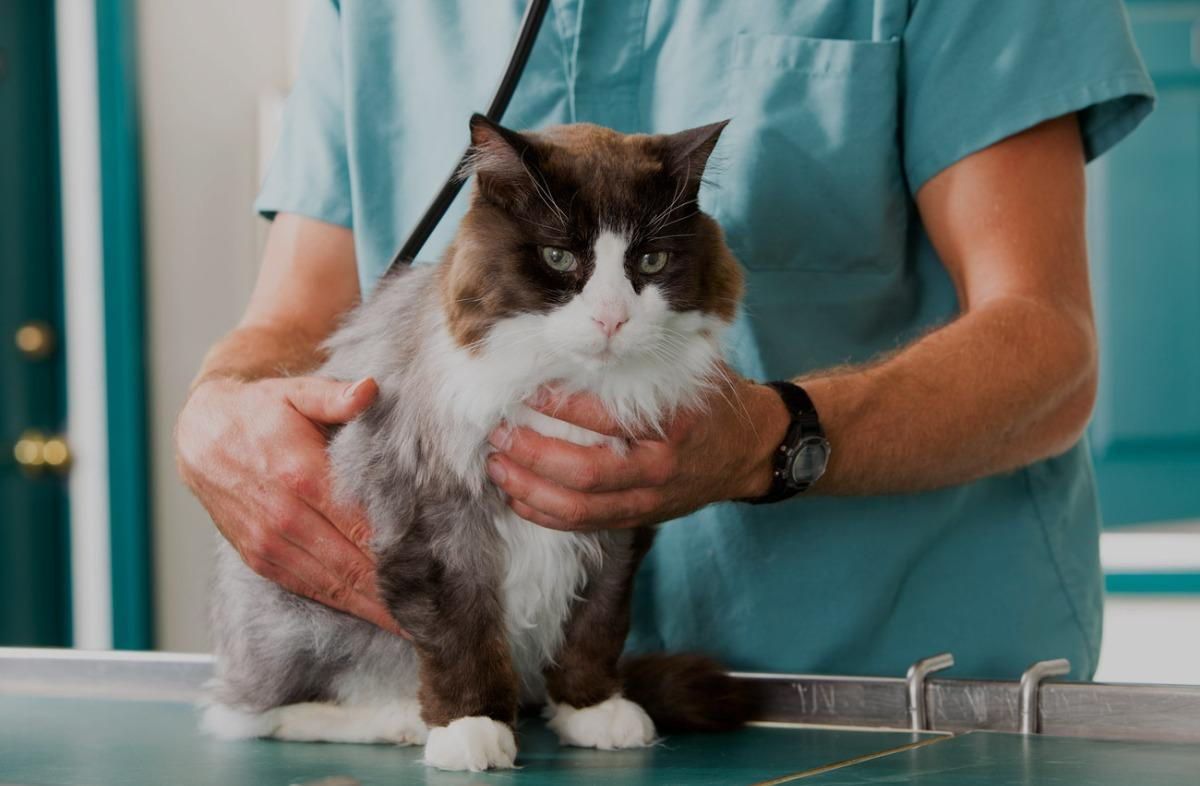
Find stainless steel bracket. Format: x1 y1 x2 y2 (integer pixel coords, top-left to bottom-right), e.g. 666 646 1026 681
1019 658 1071 735
906 652 955 731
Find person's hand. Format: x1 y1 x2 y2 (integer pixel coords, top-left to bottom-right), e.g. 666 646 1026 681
485 372 791 531
176 375 406 637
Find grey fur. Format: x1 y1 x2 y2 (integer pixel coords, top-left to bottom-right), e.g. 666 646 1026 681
209 266 625 726
208 120 743 742
213 267 494 711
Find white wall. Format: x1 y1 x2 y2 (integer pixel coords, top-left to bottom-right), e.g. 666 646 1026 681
1096 596 1200 684
1094 523 1200 684
137 0 305 652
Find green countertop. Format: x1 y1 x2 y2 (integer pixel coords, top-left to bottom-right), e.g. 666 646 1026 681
0 695 929 785
803 730 1200 786
7 694 1199 785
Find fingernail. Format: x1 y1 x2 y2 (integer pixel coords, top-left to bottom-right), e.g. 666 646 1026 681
529 387 553 408
487 456 507 484
489 425 513 451
344 379 366 399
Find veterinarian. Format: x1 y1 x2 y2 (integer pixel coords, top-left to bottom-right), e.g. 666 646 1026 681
177 0 1153 679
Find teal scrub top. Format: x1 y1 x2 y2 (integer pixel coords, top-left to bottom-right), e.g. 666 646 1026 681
257 0 1155 680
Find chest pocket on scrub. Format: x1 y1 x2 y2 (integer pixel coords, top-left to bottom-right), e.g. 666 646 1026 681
710 34 905 273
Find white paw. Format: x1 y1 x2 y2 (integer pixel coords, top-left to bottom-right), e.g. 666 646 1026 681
546 695 657 750
374 702 429 746
200 703 278 739
422 716 517 771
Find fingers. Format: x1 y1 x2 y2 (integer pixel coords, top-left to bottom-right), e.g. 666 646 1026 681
328 510 376 554
278 502 380 597
490 426 672 492
244 531 407 638
508 498 638 533
296 482 375 556
285 376 378 425
269 440 376 554
528 388 647 439
487 452 658 531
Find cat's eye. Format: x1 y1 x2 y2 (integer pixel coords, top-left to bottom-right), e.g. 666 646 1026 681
540 246 578 272
638 251 670 274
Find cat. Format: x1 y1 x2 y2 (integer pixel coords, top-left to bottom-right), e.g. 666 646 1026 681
202 114 751 772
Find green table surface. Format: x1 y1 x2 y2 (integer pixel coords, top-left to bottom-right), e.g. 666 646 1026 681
804 730 1200 786
0 696 929 785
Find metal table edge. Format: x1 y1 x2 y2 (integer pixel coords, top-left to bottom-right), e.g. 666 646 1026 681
3 650 1199 743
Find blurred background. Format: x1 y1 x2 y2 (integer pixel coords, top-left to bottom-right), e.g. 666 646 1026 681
2 0 1198 684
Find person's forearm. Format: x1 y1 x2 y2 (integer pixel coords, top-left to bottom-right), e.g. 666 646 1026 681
190 214 360 391
796 295 1097 496
191 323 327 390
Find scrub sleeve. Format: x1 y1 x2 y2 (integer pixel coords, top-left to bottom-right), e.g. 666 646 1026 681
902 0 1154 192
255 0 352 228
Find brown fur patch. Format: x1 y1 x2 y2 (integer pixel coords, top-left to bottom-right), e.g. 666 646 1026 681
544 525 756 732
377 506 519 728
619 653 758 732
416 633 518 729
543 528 655 709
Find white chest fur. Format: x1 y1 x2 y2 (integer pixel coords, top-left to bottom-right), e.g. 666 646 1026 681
493 509 597 693
493 406 610 694
428 301 721 692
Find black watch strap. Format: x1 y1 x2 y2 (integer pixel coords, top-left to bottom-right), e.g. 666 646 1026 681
743 381 825 505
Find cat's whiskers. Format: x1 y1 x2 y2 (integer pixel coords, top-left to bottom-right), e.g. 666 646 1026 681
645 326 753 432
646 159 691 232
519 151 570 227
653 324 702 344
645 338 692 364
708 362 759 437
652 209 700 233
459 324 546 356
641 332 693 368
517 214 570 238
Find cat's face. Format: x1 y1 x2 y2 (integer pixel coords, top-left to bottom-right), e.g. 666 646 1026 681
440 117 743 375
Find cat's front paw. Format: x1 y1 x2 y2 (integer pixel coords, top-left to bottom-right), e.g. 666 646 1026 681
546 695 657 750
422 716 517 771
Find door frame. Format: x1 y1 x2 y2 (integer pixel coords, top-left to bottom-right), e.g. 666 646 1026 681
95 0 150 650
56 0 151 649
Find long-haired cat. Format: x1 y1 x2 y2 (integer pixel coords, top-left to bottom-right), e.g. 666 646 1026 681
203 115 750 771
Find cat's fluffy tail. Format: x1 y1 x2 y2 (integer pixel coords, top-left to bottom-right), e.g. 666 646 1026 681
619 653 758 732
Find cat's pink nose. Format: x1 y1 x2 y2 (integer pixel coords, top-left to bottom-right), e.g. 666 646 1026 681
593 315 628 338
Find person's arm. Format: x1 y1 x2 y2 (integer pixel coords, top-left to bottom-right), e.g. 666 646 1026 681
800 113 1095 493
195 213 360 381
176 213 404 636
486 114 1096 529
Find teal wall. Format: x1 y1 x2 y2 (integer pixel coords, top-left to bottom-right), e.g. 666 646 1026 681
1090 1 1200 594
1088 1 1200 529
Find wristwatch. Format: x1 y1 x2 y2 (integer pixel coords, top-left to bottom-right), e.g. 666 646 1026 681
744 381 830 504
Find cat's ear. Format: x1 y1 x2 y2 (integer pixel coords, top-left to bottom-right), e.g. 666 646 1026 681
465 113 536 208
662 119 730 190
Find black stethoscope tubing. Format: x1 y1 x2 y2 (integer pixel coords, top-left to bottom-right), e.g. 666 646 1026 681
386 0 552 274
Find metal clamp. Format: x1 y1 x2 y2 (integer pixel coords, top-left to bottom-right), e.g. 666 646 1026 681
906 652 955 731
1019 658 1071 734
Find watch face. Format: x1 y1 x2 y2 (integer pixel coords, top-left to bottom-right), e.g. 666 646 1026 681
789 436 830 485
